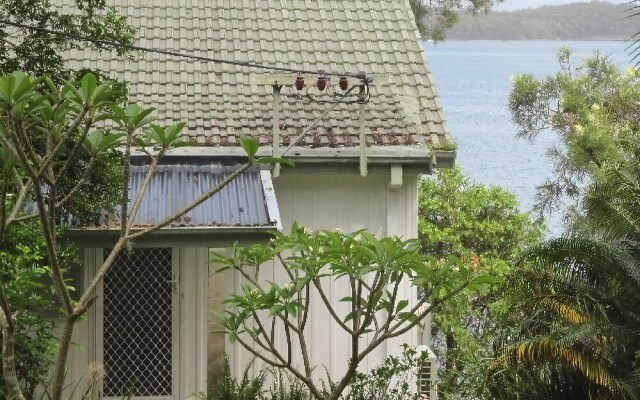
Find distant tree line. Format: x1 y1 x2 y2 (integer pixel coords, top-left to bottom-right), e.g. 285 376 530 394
442 2 637 40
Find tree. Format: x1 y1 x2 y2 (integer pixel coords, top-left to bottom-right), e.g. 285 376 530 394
0 225 60 399
418 167 543 399
484 149 640 399
212 224 496 400
410 0 504 41
0 71 282 400
0 0 134 79
0 3 135 397
509 47 640 221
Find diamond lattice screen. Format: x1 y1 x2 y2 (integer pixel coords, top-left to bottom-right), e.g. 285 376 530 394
418 360 433 399
103 248 173 397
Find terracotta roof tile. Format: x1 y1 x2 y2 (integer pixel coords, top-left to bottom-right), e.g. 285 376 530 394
61 0 450 151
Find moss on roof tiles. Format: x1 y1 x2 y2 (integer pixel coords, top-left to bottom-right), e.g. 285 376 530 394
61 0 450 151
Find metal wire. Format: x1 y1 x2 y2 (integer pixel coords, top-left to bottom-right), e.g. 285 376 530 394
0 19 368 78
103 248 173 397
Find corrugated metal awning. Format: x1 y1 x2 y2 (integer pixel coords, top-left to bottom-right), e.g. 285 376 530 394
72 162 281 231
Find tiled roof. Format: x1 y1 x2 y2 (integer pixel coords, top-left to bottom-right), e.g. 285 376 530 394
62 0 450 151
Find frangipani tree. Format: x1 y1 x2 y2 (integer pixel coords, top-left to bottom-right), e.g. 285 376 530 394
0 71 284 400
212 224 497 400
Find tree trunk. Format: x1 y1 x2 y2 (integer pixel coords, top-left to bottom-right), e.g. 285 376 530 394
0 309 26 400
50 317 77 400
441 329 459 398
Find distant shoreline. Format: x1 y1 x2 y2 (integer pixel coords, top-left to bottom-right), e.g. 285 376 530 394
440 2 636 42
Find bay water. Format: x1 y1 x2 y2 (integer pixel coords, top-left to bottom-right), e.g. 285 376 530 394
424 40 630 235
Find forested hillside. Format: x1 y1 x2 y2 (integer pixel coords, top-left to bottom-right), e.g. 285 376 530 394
444 1 636 40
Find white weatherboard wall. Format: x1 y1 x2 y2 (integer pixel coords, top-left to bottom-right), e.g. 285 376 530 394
225 168 421 381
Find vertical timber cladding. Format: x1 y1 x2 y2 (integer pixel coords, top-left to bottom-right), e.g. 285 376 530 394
102 248 173 397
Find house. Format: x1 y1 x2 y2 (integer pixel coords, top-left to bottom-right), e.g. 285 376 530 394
60 0 453 398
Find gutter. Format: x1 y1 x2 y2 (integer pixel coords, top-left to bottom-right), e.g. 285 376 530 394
66 225 278 236
148 146 455 172
66 225 278 248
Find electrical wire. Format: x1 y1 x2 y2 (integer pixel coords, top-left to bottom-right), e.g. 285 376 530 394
0 19 368 79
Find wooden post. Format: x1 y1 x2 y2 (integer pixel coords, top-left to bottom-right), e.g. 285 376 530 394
271 84 283 177
359 101 367 177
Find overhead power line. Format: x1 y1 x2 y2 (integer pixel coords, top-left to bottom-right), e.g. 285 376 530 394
0 19 367 79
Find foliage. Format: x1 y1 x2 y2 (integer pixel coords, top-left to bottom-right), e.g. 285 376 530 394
0 2 133 395
509 48 640 220
213 224 495 400
0 225 58 399
203 356 266 400
410 0 503 41
0 0 135 78
484 147 640 399
419 167 543 258
0 69 277 400
263 369 309 400
446 2 637 41
201 348 429 400
418 167 543 399
341 345 429 400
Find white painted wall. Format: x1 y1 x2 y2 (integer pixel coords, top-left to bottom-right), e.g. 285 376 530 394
226 167 422 383
59 166 422 398
58 247 209 400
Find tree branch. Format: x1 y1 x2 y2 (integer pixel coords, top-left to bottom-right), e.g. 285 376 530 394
313 277 353 334
54 156 97 208
126 150 165 234
0 282 25 400
126 162 251 240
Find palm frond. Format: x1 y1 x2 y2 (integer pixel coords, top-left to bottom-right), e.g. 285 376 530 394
494 336 628 396
625 1 640 67
585 168 640 241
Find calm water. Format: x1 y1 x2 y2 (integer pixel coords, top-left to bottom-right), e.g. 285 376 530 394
424 40 630 234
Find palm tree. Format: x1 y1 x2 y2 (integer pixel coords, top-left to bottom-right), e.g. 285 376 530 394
484 153 640 399
626 0 640 65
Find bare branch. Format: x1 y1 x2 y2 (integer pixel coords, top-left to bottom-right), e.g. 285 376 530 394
126 162 252 240
50 118 93 185
74 237 127 316
6 179 35 225
54 156 97 208
31 181 73 315
119 132 132 235
126 150 165 234
235 336 288 369
313 277 353 334
250 310 288 365
388 280 472 339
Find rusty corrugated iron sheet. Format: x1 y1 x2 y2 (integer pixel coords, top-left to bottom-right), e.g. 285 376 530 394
74 163 277 229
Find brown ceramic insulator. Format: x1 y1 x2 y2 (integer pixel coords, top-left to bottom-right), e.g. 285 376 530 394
317 75 327 91
339 76 349 91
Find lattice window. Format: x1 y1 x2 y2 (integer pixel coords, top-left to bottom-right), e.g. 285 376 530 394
417 348 438 400
103 248 173 397
418 359 432 398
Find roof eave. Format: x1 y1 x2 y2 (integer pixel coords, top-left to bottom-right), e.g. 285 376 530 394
156 146 455 170
65 226 278 247
67 225 278 234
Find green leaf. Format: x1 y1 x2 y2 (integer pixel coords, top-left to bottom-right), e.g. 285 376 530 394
396 299 409 313
84 131 125 155
81 73 98 102
240 135 259 158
